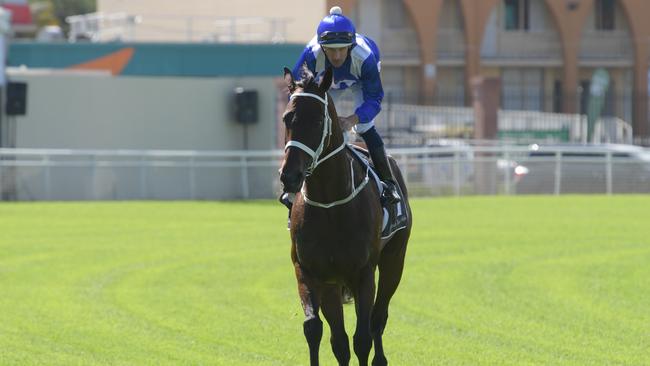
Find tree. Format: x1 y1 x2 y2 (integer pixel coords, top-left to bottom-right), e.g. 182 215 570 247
28 0 96 30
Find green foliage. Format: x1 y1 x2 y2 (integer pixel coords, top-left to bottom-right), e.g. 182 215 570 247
28 0 96 28
0 197 648 365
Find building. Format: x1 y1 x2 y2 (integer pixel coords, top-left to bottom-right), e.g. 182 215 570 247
96 0 325 43
332 0 649 143
87 1 650 143
1 0 36 36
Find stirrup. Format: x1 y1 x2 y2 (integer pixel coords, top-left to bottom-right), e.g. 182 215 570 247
381 180 401 205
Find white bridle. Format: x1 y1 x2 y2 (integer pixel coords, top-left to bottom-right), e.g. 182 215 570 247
284 92 369 208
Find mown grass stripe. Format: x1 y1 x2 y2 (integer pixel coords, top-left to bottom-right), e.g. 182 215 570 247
0 196 648 365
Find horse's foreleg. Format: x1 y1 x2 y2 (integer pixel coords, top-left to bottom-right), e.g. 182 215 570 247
371 234 408 366
352 266 376 366
295 264 322 366
321 285 351 366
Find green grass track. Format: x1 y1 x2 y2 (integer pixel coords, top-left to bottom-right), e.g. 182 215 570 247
0 196 649 365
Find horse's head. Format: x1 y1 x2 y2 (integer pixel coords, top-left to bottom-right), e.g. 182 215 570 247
279 66 335 193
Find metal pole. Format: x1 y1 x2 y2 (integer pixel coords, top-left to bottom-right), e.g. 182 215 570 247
140 156 147 199
241 155 249 199
606 151 612 195
453 150 460 196
504 150 511 195
44 155 51 200
554 151 562 195
400 154 408 186
189 156 196 200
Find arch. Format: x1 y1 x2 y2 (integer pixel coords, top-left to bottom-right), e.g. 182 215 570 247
479 1 563 61
616 0 650 138
435 0 468 104
402 0 444 100
578 0 634 61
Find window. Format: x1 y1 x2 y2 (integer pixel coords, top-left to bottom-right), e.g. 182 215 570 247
595 0 615 30
504 0 530 31
383 0 407 28
553 80 563 113
502 68 543 111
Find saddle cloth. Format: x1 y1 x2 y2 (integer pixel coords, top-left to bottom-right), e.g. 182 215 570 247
346 144 408 241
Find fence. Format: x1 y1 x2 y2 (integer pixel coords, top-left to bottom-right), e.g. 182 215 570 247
338 98 632 147
65 12 290 43
1 145 648 201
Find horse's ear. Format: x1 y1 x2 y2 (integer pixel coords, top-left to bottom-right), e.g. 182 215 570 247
283 67 296 93
319 67 333 93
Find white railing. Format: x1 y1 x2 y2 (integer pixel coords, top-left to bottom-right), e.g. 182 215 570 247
212 17 290 43
66 12 142 42
1 145 649 201
65 12 290 43
579 31 634 60
482 31 562 60
340 99 632 145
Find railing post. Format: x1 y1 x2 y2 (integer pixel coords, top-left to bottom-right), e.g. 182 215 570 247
189 156 196 200
606 151 612 195
400 153 408 186
90 154 96 200
453 150 460 196
554 151 562 195
241 155 249 199
43 155 51 200
140 156 147 199
504 149 511 195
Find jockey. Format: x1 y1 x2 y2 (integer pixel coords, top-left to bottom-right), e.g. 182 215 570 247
287 6 401 207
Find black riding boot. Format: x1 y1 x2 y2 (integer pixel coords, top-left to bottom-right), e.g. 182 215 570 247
368 145 401 205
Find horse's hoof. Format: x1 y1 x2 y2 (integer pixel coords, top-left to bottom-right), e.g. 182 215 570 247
371 356 388 366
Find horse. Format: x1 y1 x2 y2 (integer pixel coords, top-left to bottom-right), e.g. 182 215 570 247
279 66 412 366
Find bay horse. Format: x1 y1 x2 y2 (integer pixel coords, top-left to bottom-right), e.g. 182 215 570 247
279 66 412 366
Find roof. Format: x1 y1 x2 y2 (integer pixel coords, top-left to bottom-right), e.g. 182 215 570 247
1 0 33 25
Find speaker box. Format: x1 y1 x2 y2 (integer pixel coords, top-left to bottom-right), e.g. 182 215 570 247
6 82 27 116
233 88 258 124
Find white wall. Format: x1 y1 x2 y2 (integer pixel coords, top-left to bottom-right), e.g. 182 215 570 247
0 69 283 200
6 69 278 150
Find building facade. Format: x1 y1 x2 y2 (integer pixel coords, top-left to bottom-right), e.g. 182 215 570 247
332 0 650 143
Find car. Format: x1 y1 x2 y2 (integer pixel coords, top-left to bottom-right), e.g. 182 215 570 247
418 139 529 195
515 143 650 194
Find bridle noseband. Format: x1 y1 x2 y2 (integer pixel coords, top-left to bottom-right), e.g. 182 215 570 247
284 91 370 209
284 92 345 176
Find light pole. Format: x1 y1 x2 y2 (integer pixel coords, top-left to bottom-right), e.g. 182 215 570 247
0 6 10 200
0 6 10 148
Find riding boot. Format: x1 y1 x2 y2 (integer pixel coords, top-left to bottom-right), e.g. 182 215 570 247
368 145 401 205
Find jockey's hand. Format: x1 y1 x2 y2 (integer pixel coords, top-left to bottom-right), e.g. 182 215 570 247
339 114 359 131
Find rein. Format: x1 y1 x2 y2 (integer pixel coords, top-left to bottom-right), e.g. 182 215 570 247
285 92 370 209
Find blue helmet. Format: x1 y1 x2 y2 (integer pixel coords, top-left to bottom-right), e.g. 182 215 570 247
317 6 355 48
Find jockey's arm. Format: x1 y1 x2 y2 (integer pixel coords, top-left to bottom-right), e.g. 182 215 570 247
354 56 384 124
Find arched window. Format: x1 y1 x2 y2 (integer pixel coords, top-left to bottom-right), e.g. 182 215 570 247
504 0 530 31
594 0 615 30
